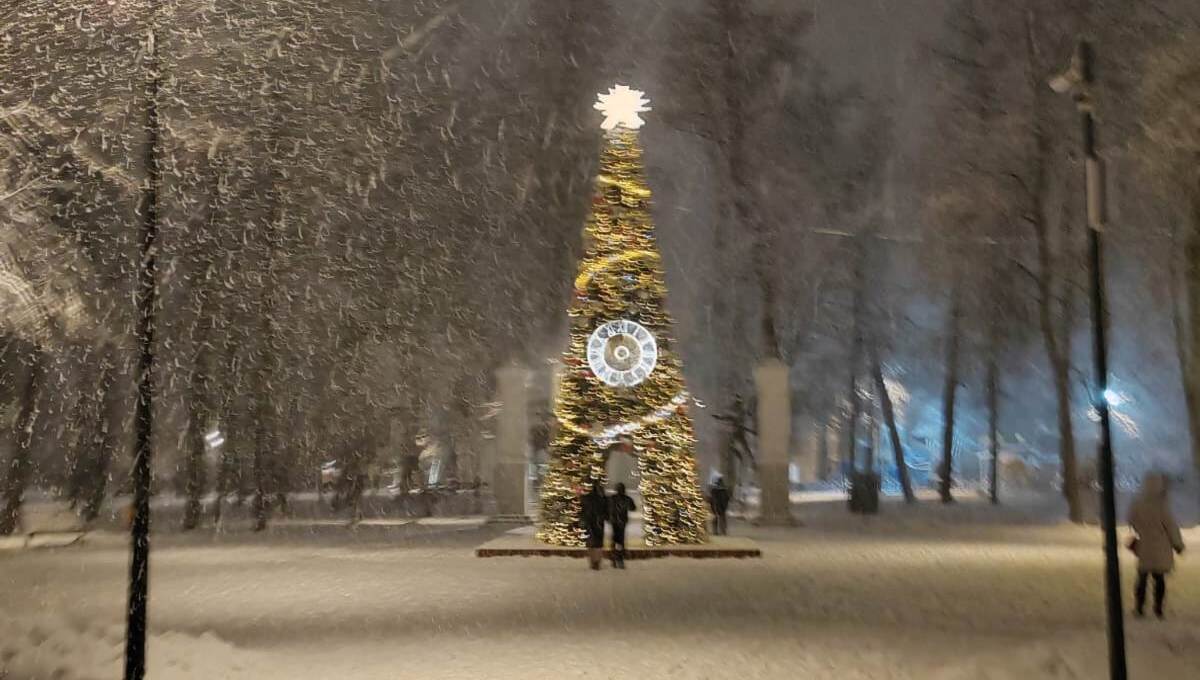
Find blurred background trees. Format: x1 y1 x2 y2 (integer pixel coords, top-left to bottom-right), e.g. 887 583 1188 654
3 0 1200 530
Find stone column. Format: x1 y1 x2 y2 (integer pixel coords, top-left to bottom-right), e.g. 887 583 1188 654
755 359 795 525
492 364 531 522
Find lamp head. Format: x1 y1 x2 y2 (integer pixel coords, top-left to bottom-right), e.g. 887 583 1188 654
1048 71 1077 94
1048 42 1091 94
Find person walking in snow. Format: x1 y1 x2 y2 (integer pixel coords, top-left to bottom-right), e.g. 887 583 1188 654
580 481 608 570
1128 472 1186 619
608 482 636 569
708 476 731 536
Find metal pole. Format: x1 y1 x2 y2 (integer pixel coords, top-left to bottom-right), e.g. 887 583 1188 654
1077 40 1127 680
125 22 160 680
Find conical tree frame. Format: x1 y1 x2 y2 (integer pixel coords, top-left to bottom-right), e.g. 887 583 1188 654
537 128 708 547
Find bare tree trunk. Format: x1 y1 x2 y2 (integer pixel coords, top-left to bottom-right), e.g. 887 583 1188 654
347 456 365 524
181 355 209 530
1190 220 1200 482
183 171 222 530
252 381 272 532
212 409 243 527
345 432 375 524
251 227 282 530
251 290 275 531
714 0 780 361
986 351 1000 505
844 372 861 476
873 351 914 503
273 395 301 516
1176 204 1200 495
82 353 120 522
250 91 289 532
212 447 231 526
1049 354 1080 520
1 347 46 535
1035 250 1082 518
938 284 962 504
1184 365 1200 477
1023 10 1081 523
844 248 866 476
212 343 240 527
864 383 877 473
982 255 1007 506
438 404 458 486
817 421 831 481
447 375 479 486
65 361 100 509
393 398 419 493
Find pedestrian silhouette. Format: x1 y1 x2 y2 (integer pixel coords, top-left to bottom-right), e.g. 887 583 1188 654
1128 473 1186 619
580 481 608 570
709 476 731 536
608 482 636 568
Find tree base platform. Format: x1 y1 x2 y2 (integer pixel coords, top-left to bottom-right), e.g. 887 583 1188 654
475 531 761 560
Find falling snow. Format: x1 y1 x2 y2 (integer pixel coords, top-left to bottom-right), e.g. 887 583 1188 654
5 0 1200 678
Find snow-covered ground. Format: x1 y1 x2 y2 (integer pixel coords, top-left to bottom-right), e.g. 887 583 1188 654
2 498 1198 679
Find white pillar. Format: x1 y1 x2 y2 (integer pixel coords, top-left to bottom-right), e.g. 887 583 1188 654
755 359 796 525
493 364 531 522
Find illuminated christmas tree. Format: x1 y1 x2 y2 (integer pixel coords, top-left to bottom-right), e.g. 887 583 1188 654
537 85 708 546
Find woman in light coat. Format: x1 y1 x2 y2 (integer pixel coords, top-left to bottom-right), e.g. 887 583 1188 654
1127 473 1186 618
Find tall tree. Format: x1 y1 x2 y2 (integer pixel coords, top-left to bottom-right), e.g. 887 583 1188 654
938 279 964 503
0 346 46 534
1139 31 1200 492
660 1 812 455
930 0 1086 518
844 246 867 475
872 347 915 503
986 314 1001 504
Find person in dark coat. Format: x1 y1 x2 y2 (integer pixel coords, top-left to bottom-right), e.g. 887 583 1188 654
608 483 636 569
1128 473 1186 618
709 476 731 536
580 481 608 570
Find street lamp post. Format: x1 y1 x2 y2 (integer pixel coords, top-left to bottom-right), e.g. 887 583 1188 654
125 19 161 680
1050 40 1127 680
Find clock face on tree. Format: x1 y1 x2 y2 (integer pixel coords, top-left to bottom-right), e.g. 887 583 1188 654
587 319 658 388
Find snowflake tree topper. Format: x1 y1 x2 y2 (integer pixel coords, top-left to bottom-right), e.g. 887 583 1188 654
595 84 651 131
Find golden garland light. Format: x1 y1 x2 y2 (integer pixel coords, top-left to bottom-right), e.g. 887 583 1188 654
536 86 708 547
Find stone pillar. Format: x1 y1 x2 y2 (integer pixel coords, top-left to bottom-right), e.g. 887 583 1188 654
755 359 796 525
492 364 531 522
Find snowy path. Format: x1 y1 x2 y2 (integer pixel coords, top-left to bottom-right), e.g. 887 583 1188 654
2 501 1198 679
